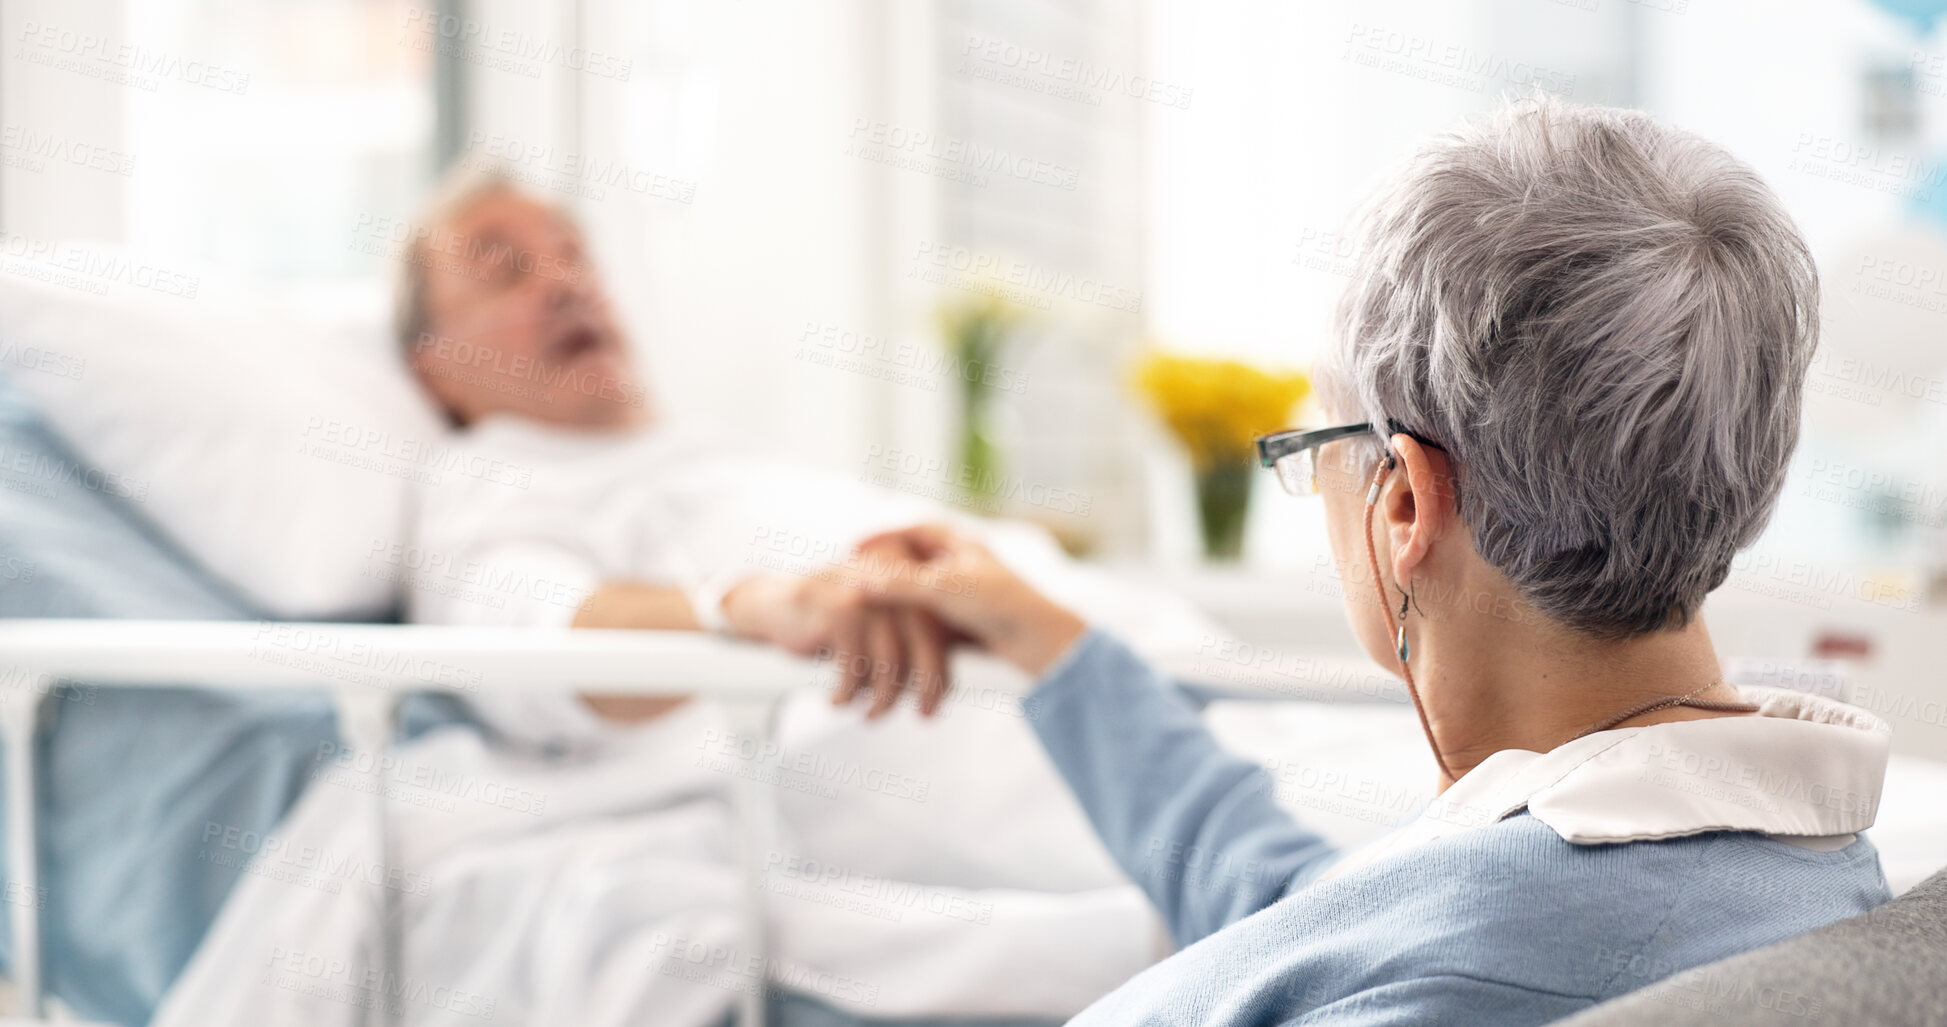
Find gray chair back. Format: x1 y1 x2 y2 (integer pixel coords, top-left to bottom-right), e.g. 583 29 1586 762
1561 865 1947 1025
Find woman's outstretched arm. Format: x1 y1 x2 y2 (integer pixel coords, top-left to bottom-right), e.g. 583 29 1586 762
852 523 1341 945
1026 627 1340 944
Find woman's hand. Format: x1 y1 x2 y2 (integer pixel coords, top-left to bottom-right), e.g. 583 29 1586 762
853 523 1088 679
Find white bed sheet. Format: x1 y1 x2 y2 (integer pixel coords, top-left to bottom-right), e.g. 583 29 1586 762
153 701 1158 1027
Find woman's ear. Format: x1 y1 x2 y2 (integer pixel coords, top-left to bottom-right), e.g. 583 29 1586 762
1382 433 1457 586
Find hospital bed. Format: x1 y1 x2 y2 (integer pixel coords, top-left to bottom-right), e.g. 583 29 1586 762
0 334 1271 1026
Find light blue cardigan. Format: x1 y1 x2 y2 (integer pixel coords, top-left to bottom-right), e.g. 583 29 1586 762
1023 631 1891 1025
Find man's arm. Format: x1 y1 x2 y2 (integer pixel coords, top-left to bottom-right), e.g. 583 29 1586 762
568 573 953 721
571 582 704 721
572 582 703 631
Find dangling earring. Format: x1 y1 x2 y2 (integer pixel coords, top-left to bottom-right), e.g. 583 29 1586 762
1394 588 1412 663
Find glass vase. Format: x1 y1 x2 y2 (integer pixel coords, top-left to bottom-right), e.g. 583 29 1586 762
1195 456 1254 561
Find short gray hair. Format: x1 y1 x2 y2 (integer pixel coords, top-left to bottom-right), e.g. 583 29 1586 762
1321 95 1818 639
391 164 521 355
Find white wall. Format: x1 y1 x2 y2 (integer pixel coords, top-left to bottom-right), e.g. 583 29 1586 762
511 0 905 472
0 0 128 241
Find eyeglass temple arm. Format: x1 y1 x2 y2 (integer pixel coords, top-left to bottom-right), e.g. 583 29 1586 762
1255 423 1375 466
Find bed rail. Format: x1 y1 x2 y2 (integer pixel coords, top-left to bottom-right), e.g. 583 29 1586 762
0 619 831 695
0 620 870 1026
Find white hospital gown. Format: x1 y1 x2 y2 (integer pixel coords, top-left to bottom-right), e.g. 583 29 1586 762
406 415 947 629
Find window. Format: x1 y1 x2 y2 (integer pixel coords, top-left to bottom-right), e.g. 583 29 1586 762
119 0 438 281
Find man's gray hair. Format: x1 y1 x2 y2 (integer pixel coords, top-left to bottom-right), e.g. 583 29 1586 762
1320 95 1818 639
391 164 522 355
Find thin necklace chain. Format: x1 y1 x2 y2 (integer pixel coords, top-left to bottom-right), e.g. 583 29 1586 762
1571 681 1761 742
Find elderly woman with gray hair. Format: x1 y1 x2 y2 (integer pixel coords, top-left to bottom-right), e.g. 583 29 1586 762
855 96 1892 1024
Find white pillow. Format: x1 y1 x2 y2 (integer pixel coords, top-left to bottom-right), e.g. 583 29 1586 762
0 262 445 618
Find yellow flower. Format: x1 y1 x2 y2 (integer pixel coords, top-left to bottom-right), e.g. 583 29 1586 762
1134 351 1311 469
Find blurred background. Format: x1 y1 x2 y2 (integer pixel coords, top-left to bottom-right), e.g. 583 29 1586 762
8 0 1947 742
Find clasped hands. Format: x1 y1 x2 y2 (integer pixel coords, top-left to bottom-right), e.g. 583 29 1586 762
719 525 1087 718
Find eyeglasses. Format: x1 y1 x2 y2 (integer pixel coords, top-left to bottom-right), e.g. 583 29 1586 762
1255 421 1442 496
1254 423 1374 496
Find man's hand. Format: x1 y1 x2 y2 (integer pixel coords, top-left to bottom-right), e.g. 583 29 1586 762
721 566 954 718
855 524 1087 676
838 524 1086 716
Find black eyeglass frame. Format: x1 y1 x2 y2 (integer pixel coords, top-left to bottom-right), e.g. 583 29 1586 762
1254 423 1377 469
1254 420 1444 495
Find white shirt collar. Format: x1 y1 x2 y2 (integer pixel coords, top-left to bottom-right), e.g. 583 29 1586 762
1320 686 1892 881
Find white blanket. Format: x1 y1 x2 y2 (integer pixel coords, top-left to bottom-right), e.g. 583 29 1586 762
153 700 1160 1027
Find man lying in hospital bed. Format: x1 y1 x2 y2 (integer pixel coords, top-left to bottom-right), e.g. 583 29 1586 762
145 170 1230 1026
381 168 1149 735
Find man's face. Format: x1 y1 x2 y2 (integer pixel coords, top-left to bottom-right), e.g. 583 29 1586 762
408 189 647 428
